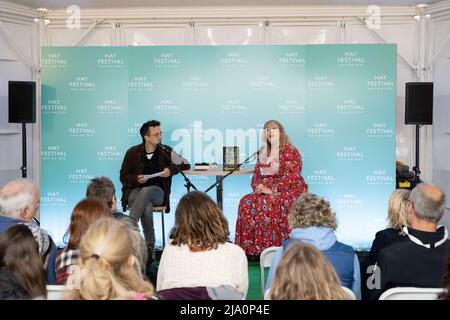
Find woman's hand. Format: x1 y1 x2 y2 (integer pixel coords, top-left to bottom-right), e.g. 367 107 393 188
255 184 273 195
255 184 264 194
260 187 273 195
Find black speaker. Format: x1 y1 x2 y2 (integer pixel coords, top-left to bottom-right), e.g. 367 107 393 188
8 81 36 123
405 82 433 125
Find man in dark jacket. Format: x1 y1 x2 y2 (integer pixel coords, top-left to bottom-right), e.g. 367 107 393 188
367 183 449 299
120 120 190 260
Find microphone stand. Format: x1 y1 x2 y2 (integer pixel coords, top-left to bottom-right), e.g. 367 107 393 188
412 124 421 187
157 144 198 192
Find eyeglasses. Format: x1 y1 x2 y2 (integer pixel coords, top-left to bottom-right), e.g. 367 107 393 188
148 132 162 137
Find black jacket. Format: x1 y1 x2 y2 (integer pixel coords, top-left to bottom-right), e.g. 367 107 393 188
361 228 407 299
120 143 190 213
0 268 30 300
367 226 450 300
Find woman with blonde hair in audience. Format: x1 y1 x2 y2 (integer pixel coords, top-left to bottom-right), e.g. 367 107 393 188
55 198 111 284
0 224 47 299
65 217 154 300
270 242 351 300
157 191 248 298
361 189 410 299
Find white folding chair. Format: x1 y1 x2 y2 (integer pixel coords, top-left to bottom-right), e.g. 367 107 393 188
259 246 281 298
341 286 356 300
379 287 445 300
46 285 67 300
263 288 272 300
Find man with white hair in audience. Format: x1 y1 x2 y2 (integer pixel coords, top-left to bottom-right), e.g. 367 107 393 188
0 179 58 284
367 183 449 299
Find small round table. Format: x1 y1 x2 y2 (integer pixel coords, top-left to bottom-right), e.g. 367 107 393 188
183 165 254 211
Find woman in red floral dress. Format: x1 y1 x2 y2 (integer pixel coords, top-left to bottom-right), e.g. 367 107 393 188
235 120 308 257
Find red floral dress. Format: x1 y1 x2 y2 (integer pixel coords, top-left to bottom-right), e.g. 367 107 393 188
235 144 308 256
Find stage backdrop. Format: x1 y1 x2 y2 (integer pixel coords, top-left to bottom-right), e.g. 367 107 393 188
41 44 396 249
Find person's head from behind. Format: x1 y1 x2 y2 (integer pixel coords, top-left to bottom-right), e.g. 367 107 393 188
64 198 111 250
387 189 410 232
170 191 229 250
0 179 40 222
139 120 162 146
289 193 337 230
86 176 117 210
270 242 349 300
0 224 47 299
408 183 446 228
118 217 148 277
262 120 291 153
66 217 153 300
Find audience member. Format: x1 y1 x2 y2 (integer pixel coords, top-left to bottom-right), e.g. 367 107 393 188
55 198 110 284
0 224 47 299
0 179 57 283
65 217 154 300
157 192 248 298
361 189 410 299
266 193 360 299
367 183 449 299
269 242 351 300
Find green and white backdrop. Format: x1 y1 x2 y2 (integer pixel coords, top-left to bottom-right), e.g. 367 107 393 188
41 44 396 249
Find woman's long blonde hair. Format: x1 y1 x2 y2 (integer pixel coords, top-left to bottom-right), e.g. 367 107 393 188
270 242 350 300
387 189 410 234
65 217 154 300
262 120 292 155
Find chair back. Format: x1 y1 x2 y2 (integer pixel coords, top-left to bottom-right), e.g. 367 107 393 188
379 287 444 300
341 286 356 300
47 285 67 300
259 246 280 297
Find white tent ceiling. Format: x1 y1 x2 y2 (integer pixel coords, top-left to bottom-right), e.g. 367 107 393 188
8 0 441 9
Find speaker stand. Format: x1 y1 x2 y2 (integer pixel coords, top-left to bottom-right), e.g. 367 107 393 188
412 124 421 186
21 122 27 178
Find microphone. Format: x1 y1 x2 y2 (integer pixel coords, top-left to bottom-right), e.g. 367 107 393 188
157 143 184 166
156 143 197 191
250 146 264 159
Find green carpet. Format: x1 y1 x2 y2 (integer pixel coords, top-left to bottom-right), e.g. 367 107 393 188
247 260 266 300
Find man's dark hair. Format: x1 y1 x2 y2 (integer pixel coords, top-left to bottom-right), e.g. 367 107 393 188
86 176 116 209
139 120 161 143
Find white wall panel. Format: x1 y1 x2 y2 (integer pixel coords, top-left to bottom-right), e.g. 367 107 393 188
194 24 264 45
431 19 450 96
121 25 190 45
268 24 339 44
0 21 37 185
47 27 114 46
431 17 450 203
